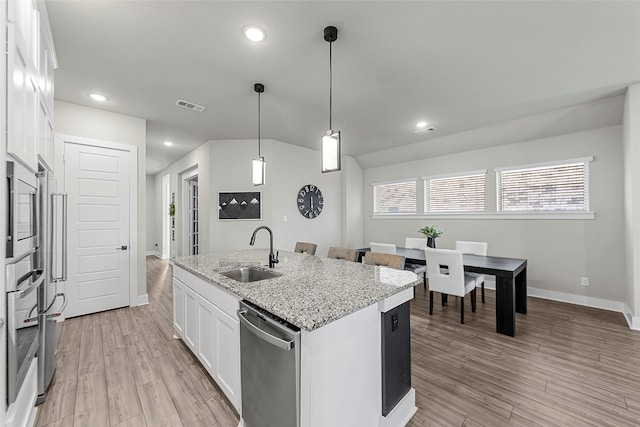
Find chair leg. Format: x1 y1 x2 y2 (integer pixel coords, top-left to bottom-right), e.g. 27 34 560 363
471 288 477 312
429 291 434 315
460 296 464 324
481 282 485 303
423 272 427 291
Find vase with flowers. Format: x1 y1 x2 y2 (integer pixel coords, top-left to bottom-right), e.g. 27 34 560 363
419 224 443 248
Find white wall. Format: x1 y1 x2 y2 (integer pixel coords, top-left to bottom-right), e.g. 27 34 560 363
54 100 148 298
364 126 625 304
153 138 345 259
623 84 640 326
146 175 158 254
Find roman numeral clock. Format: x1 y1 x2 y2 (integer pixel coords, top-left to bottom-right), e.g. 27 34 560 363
297 184 323 218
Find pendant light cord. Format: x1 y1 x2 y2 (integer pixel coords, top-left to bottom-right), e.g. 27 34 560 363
258 91 261 157
329 40 333 131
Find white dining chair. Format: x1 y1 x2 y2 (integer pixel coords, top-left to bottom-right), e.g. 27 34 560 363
404 237 428 290
369 242 397 254
455 240 488 303
424 248 483 324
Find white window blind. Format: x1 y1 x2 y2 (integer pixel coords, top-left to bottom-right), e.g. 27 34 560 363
373 180 416 214
497 159 590 212
424 172 485 213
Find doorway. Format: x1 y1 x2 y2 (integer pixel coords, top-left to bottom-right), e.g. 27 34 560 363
181 167 198 256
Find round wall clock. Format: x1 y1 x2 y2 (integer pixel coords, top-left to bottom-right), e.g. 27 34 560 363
297 184 324 218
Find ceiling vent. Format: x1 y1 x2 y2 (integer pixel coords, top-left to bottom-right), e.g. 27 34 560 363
413 126 437 135
175 99 206 112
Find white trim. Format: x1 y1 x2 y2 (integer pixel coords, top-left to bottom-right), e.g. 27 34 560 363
56 133 140 310
421 169 487 181
527 287 624 313
372 212 595 220
623 304 640 330
145 251 162 258
370 177 418 187
493 156 594 173
135 293 149 306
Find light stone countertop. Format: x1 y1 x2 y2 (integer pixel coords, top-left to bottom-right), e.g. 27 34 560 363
174 249 419 331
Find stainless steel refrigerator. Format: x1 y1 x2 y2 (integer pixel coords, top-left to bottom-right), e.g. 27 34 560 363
36 168 67 404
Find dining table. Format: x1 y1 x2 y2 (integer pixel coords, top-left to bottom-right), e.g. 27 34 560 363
356 247 528 337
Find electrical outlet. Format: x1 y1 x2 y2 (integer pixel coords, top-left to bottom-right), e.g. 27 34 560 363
283 215 288 223
581 277 589 286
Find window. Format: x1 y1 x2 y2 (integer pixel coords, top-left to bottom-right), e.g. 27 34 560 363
423 170 486 213
373 179 416 214
496 157 592 212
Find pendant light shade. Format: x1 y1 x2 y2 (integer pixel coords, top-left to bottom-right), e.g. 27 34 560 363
322 26 341 173
253 83 266 186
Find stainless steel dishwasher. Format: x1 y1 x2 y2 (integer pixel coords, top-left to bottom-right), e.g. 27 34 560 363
238 300 301 427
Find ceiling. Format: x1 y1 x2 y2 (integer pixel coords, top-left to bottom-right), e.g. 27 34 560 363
46 1 640 175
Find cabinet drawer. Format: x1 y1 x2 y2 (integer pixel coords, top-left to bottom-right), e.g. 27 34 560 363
173 266 197 290
197 279 240 318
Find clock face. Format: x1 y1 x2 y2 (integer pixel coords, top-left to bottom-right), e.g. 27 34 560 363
297 184 323 219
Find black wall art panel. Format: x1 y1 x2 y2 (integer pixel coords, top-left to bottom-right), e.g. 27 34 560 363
218 192 261 220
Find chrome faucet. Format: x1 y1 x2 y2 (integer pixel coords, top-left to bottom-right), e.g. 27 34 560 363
249 226 279 268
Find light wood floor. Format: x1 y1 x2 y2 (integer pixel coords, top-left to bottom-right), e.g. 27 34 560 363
36 257 640 426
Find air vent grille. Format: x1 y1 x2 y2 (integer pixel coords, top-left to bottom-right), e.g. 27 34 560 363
413 126 437 135
175 99 206 112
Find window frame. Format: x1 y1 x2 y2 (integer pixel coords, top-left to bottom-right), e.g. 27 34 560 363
495 156 593 214
371 177 418 216
422 169 487 214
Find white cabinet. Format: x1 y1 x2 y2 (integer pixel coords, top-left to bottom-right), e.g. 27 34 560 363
173 267 241 411
172 279 185 337
183 284 198 352
37 98 54 171
214 306 240 405
7 23 38 171
6 0 56 172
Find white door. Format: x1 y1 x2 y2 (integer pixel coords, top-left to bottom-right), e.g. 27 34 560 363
64 142 131 317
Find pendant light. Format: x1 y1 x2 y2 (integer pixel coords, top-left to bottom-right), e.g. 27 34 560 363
322 25 340 173
252 83 266 186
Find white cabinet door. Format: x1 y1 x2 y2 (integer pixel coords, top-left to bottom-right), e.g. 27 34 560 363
172 279 185 338
183 285 198 352
215 307 240 409
8 0 39 72
37 98 54 171
7 23 38 171
196 295 216 376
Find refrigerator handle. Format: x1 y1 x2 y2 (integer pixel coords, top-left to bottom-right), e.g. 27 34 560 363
61 194 68 281
50 193 68 282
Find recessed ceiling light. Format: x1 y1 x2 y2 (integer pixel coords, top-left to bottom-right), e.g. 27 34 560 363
243 25 266 42
164 141 173 146
88 93 108 102
416 121 428 129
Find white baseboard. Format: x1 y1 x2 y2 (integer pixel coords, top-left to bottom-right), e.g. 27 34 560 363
145 251 162 258
623 304 640 330
482 276 626 315
135 293 149 306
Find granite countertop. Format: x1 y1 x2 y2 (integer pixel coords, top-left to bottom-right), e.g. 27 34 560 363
174 249 419 331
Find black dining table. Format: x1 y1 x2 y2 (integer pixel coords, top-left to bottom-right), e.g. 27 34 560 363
357 247 527 337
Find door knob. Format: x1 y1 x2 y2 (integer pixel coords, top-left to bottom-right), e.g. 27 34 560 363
116 245 128 250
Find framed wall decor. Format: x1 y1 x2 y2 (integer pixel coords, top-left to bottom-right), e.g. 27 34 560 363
219 191 262 220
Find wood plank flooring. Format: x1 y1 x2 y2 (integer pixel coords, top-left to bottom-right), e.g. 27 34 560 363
36 256 640 426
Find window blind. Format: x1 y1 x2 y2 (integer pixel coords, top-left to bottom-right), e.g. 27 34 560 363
373 180 416 214
426 173 485 213
498 162 587 212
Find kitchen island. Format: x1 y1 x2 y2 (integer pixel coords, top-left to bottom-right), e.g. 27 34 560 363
173 249 419 427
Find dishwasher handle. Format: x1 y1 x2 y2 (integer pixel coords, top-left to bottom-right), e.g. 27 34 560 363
237 309 294 351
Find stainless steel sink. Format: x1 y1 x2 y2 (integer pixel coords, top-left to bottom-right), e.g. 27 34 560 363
220 267 281 283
